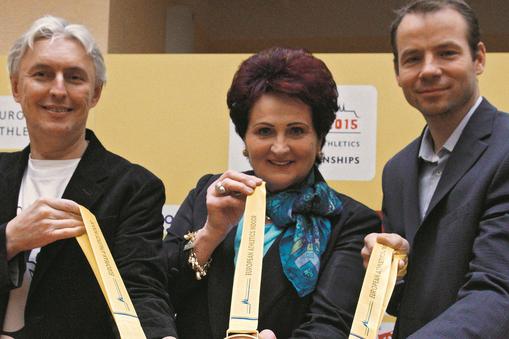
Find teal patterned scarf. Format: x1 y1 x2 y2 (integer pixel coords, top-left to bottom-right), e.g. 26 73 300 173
266 170 343 297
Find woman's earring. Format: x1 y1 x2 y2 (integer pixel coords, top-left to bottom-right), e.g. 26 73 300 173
317 151 324 163
242 149 249 157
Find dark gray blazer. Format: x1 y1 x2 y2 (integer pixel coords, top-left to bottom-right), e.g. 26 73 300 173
0 130 176 338
165 171 381 339
383 99 509 338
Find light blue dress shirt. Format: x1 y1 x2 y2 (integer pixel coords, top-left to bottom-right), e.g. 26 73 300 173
418 96 482 220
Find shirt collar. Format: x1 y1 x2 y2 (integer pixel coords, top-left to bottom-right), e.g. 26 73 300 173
418 96 482 162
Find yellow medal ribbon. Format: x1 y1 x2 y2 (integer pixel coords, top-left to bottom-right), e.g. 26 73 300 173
349 243 406 339
76 206 146 339
226 183 266 339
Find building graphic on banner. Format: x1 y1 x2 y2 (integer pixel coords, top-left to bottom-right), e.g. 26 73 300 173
319 85 377 181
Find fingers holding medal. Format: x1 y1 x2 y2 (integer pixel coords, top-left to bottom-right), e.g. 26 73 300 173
213 171 263 198
205 171 264 237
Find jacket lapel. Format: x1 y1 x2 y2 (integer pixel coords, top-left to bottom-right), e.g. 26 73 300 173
258 236 287 319
0 150 27 319
29 131 108 295
422 101 494 222
0 150 29 223
396 139 422 246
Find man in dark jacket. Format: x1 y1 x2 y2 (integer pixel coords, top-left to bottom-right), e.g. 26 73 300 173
362 1 509 338
0 15 176 338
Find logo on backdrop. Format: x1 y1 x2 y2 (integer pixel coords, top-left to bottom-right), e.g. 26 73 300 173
228 85 378 181
0 96 29 149
321 85 377 180
163 204 180 232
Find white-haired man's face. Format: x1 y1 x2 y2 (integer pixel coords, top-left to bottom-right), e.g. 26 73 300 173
10 37 102 157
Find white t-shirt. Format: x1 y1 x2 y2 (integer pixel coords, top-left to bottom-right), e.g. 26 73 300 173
2 157 80 337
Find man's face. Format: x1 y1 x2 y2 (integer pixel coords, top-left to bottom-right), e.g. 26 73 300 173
10 37 102 147
395 8 485 121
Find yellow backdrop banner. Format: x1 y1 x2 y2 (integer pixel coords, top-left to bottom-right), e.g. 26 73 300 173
1 53 508 209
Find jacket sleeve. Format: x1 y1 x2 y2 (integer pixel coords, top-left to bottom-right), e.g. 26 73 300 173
112 173 177 339
290 198 382 338
0 223 24 292
381 199 405 317
380 157 408 318
164 174 215 312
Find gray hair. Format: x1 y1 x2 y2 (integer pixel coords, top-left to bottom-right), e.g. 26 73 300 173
7 15 106 85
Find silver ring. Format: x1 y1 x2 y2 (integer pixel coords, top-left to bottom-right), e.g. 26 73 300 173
214 182 227 195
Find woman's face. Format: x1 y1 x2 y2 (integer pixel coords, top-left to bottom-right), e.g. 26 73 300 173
244 93 320 192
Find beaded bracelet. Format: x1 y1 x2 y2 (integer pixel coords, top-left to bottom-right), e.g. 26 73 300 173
184 231 212 280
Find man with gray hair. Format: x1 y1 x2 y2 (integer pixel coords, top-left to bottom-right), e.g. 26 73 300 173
0 16 176 338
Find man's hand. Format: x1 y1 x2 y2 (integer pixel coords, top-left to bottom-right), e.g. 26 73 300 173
361 233 409 273
5 198 85 260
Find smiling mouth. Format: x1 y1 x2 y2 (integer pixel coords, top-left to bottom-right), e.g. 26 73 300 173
418 88 447 94
268 160 294 166
42 105 73 113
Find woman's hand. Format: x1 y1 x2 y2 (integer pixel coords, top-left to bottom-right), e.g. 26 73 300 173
193 170 262 264
202 170 262 242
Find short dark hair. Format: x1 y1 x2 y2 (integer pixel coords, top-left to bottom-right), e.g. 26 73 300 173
227 47 338 148
390 0 481 70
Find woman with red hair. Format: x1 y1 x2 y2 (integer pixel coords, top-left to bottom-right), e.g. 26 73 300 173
165 47 380 338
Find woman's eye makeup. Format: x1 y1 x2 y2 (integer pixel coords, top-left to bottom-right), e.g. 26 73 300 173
256 127 273 136
288 126 305 136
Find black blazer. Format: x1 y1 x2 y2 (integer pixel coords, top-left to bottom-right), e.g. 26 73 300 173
165 172 380 339
0 130 176 338
383 99 509 338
